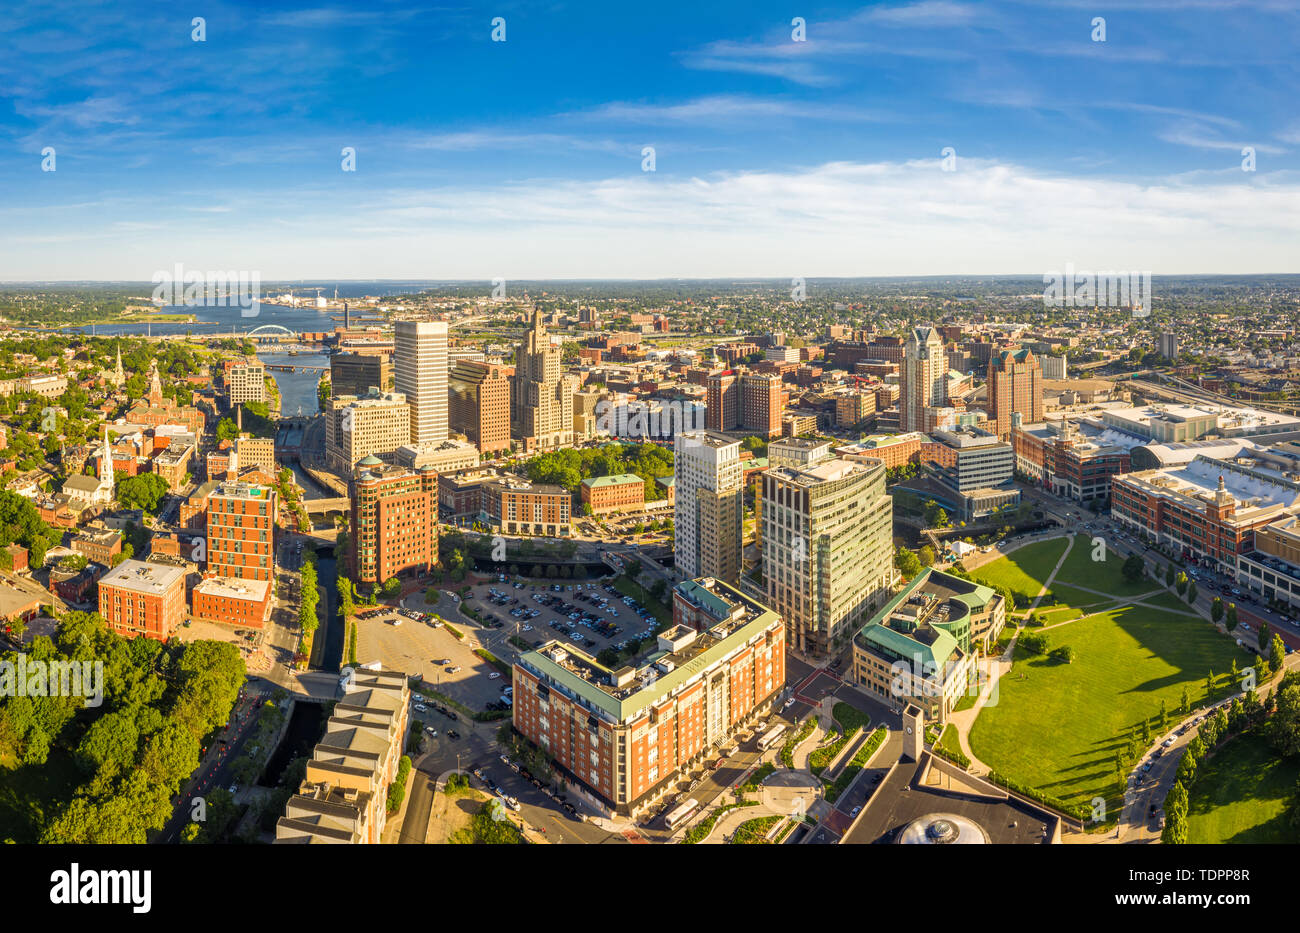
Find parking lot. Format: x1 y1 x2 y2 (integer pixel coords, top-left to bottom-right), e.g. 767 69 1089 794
463 578 664 660
354 606 510 711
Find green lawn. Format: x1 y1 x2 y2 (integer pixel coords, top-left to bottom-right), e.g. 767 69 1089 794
1186 732 1300 844
969 603 1252 817
936 724 969 765
968 536 1069 599
1046 584 1124 612
1140 591 1199 615
1050 535 1165 598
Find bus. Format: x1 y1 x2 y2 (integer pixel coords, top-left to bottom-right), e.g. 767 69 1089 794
663 798 700 830
757 724 788 751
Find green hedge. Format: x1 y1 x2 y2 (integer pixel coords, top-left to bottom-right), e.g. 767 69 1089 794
824 727 886 802
985 770 1090 822
780 717 817 768
729 815 782 844
832 702 871 735
474 648 512 677
808 727 858 777
681 799 759 844
445 623 464 640
387 755 413 814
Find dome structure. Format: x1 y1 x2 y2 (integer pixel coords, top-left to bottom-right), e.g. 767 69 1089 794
896 812 989 844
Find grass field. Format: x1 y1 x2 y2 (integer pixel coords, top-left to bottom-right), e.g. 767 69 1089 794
969 603 1252 816
968 536 1070 598
1049 536 1161 598
1047 584 1126 612
1142 591 1199 615
1186 732 1299 844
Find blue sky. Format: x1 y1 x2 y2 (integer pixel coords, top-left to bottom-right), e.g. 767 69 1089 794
2 0 1298 279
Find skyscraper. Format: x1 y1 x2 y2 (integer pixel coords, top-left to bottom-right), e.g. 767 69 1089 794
987 347 1043 439
510 307 575 450
448 360 511 454
901 326 948 432
706 371 738 431
349 461 440 585
741 372 783 437
761 456 894 656
394 320 448 446
206 481 277 582
674 431 743 583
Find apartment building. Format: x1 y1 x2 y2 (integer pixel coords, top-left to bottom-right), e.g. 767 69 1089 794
512 577 784 817
206 482 276 582
761 457 894 656
97 559 187 641
674 431 743 584
448 360 512 454
741 372 783 438
1238 516 1300 610
835 391 876 428
276 666 411 844
350 461 440 585
706 371 738 431
394 320 449 446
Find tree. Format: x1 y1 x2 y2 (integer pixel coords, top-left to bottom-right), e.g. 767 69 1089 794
1270 633 1287 664
918 545 935 567
1050 645 1077 664
116 473 170 514
1121 553 1145 583
381 577 401 598
1211 596 1224 624
1175 572 1188 596
894 546 922 580
1186 580 1197 604
1166 564 1176 587
1270 684 1300 758
1226 602 1239 632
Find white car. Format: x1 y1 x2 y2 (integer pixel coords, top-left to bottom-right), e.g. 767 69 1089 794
425 726 437 736
522 624 533 632
488 672 501 680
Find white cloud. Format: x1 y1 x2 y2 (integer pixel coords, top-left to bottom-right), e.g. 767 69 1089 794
4 158 1298 279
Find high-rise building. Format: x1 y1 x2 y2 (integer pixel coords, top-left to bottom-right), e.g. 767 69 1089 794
761 457 894 656
706 371 739 431
1159 332 1179 359
741 372 783 438
394 320 449 446
326 390 412 473
206 481 277 582
987 347 1043 439
674 431 743 583
349 460 440 585
331 352 393 397
901 326 948 432
448 360 511 455
510 308 575 450
226 361 266 405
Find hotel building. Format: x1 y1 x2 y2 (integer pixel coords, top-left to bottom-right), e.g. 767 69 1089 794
511 577 784 817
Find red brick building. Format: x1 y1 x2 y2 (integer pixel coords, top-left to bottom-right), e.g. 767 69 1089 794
192 576 272 628
512 577 784 816
580 474 645 515
350 461 440 585
97 560 187 640
206 482 277 582
448 360 512 455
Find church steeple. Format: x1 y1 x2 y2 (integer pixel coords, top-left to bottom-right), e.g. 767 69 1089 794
147 359 164 407
113 342 125 388
100 427 115 495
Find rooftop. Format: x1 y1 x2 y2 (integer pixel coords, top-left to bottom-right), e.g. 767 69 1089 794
581 473 643 489
518 577 779 723
99 559 185 594
194 575 271 600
